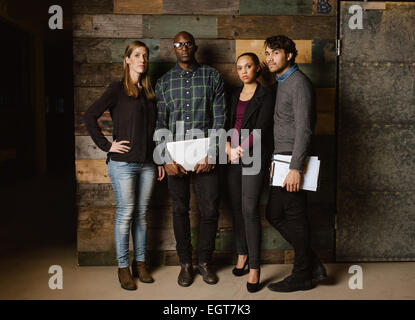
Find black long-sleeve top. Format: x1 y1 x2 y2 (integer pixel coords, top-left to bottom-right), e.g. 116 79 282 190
84 81 156 163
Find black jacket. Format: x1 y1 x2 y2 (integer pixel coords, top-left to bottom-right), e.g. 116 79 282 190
226 83 276 170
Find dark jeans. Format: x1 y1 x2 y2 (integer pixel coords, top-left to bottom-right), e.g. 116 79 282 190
227 164 266 269
167 168 219 264
266 186 312 279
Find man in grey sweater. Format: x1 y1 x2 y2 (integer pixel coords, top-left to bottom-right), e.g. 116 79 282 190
264 35 327 292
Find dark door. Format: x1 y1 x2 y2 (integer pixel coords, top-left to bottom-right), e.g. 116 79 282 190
337 2 415 261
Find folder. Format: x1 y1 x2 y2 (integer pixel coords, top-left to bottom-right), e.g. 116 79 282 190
166 138 210 171
270 154 320 192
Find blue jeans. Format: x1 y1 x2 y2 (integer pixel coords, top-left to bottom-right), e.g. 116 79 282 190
107 159 156 268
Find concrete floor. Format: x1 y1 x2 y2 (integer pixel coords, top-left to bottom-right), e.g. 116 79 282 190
1 243 414 300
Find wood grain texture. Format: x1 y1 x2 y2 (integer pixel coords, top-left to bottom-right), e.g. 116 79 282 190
236 39 312 64
211 63 240 87
315 111 335 135
313 0 337 16
76 159 109 183
75 112 112 136
114 0 162 14
143 15 217 38
74 86 106 111
72 0 113 14
299 62 336 88
73 14 143 38
163 0 239 15
73 63 123 86
240 0 313 16
73 38 112 64
75 135 112 159
112 39 161 62
316 88 335 112
77 183 115 207
218 15 336 40
160 39 235 63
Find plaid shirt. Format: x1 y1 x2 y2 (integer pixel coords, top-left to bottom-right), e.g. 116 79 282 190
155 63 226 162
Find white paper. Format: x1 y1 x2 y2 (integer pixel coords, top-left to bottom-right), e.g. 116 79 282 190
166 138 210 171
270 154 320 192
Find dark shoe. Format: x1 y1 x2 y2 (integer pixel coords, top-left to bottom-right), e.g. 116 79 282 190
198 262 218 285
268 274 314 293
118 267 137 291
246 269 261 293
232 259 249 277
312 256 327 281
178 263 193 287
132 260 154 283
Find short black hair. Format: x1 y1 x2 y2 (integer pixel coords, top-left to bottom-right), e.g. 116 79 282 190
174 31 196 44
264 35 298 64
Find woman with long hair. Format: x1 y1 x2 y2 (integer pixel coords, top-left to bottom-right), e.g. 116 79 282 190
226 52 275 293
84 41 165 291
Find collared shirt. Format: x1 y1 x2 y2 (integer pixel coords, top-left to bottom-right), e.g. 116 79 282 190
155 63 226 162
275 63 299 83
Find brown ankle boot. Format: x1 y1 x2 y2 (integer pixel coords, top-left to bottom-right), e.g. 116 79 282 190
118 267 137 290
132 260 154 283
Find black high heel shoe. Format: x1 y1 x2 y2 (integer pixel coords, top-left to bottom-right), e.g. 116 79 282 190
232 259 249 277
247 269 261 293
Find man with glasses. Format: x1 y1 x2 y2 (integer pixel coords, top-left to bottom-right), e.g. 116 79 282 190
154 31 226 287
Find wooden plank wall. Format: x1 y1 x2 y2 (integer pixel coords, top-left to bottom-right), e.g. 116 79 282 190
73 0 337 266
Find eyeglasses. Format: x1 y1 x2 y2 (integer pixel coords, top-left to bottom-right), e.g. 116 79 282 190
173 41 194 50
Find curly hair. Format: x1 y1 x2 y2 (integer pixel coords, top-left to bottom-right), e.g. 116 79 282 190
264 35 298 64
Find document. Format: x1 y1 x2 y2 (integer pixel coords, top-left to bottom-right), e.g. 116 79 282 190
166 138 210 171
270 154 320 192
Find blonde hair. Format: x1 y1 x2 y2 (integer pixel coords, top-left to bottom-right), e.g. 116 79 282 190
122 41 155 100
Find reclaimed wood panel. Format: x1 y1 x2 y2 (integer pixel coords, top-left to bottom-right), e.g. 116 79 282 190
299 62 336 88
77 183 115 207
160 39 235 63
240 0 313 16
315 111 334 135
143 15 217 38
74 63 123 86
313 0 337 16
218 16 336 40
78 249 331 266
73 38 112 64
75 135 112 159
316 88 335 112
114 0 163 14
72 0 114 14
112 39 161 62
73 14 143 38
76 181 204 209
312 39 336 64
236 39 312 64
78 206 114 251
75 112 112 136
76 159 109 183
163 0 239 15
211 63 240 87
74 86 106 111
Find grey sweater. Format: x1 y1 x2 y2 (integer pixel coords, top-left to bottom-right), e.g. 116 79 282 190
273 69 316 171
